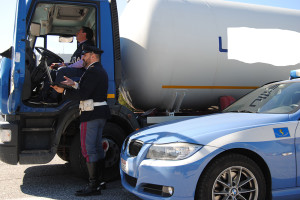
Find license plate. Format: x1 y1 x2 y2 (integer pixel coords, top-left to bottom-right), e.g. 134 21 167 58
121 158 128 174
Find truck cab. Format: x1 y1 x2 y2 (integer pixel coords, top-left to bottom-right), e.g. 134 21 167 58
0 0 138 180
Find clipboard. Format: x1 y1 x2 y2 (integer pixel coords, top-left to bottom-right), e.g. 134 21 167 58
45 66 73 89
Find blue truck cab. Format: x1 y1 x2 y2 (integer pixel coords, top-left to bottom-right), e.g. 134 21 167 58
0 0 139 180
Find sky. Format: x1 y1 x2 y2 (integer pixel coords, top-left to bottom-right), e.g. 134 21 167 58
0 0 299 54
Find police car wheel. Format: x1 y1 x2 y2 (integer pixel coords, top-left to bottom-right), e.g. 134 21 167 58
195 153 266 200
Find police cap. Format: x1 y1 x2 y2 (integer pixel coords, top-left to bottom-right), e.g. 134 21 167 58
81 45 104 55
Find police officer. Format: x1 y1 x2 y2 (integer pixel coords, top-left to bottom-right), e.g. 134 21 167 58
51 45 110 196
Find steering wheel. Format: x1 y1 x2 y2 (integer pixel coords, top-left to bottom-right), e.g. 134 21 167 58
31 47 64 90
35 47 64 64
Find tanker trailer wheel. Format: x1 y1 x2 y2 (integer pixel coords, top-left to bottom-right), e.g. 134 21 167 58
195 153 266 200
69 122 126 181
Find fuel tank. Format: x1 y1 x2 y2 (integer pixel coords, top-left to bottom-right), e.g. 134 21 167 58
119 0 300 111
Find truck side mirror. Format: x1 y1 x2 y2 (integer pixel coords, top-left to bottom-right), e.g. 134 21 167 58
0 47 12 59
30 23 41 36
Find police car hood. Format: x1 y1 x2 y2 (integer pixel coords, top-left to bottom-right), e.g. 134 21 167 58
129 113 290 145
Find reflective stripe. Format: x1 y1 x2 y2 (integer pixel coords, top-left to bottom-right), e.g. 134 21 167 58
80 122 89 162
107 94 115 99
94 101 107 106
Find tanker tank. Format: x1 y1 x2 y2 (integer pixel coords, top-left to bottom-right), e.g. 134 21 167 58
119 0 300 112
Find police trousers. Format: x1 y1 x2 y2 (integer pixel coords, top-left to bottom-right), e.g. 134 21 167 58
80 119 106 162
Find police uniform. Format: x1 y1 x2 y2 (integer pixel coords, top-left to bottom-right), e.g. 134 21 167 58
66 46 110 196
77 61 111 162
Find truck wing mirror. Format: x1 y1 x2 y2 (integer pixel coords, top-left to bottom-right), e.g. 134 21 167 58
0 47 12 59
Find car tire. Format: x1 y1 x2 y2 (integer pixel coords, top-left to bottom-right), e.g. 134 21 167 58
195 153 266 200
69 122 126 181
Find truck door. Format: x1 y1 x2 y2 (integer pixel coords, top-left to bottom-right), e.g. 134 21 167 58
8 0 26 114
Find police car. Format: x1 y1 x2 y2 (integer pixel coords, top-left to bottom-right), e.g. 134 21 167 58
120 70 300 200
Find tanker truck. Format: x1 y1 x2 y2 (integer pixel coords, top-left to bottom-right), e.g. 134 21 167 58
119 0 300 114
0 0 299 180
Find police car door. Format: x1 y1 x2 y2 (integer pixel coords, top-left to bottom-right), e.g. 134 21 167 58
295 119 300 186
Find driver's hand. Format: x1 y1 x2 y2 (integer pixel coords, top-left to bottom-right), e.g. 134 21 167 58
61 76 75 86
50 85 64 93
50 62 65 69
50 63 59 69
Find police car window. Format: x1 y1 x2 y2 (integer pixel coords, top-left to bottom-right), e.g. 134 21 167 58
224 82 300 114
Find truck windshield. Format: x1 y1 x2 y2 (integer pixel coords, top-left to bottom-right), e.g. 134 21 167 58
35 35 77 62
224 82 300 114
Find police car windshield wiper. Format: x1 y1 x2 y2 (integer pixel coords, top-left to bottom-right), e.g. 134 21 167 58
237 110 255 113
225 110 256 113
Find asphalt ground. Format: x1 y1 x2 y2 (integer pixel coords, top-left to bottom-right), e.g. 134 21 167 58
0 156 140 200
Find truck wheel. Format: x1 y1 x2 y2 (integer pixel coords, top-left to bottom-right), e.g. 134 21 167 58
102 122 126 181
56 150 69 161
69 133 88 179
195 153 266 200
69 122 127 181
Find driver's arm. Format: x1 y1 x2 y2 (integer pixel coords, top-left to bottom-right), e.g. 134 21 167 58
50 63 65 69
66 59 84 68
50 85 65 93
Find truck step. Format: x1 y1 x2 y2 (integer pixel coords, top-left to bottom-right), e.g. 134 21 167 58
19 150 54 164
21 128 54 132
20 150 50 154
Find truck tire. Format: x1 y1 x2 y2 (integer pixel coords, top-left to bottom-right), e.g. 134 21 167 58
69 133 88 179
69 122 127 181
56 150 69 161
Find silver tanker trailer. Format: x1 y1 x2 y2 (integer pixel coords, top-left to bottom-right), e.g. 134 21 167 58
119 0 300 115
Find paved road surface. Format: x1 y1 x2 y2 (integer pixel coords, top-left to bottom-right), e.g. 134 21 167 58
0 156 140 200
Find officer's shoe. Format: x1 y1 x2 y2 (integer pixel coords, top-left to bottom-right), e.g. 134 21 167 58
97 160 106 190
100 181 106 190
75 178 102 196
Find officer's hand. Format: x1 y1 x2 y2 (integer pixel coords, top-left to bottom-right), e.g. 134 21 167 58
61 76 75 86
50 85 64 93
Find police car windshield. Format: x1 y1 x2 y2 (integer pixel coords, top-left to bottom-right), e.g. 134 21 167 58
224 82 300 114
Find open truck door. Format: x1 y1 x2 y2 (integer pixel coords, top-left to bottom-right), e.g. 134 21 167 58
0 0 26 165
8 0 26 114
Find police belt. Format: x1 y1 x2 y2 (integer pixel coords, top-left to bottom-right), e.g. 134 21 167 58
79 99 107 112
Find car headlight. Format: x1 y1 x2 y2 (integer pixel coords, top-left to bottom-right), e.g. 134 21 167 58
146 143 202 160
